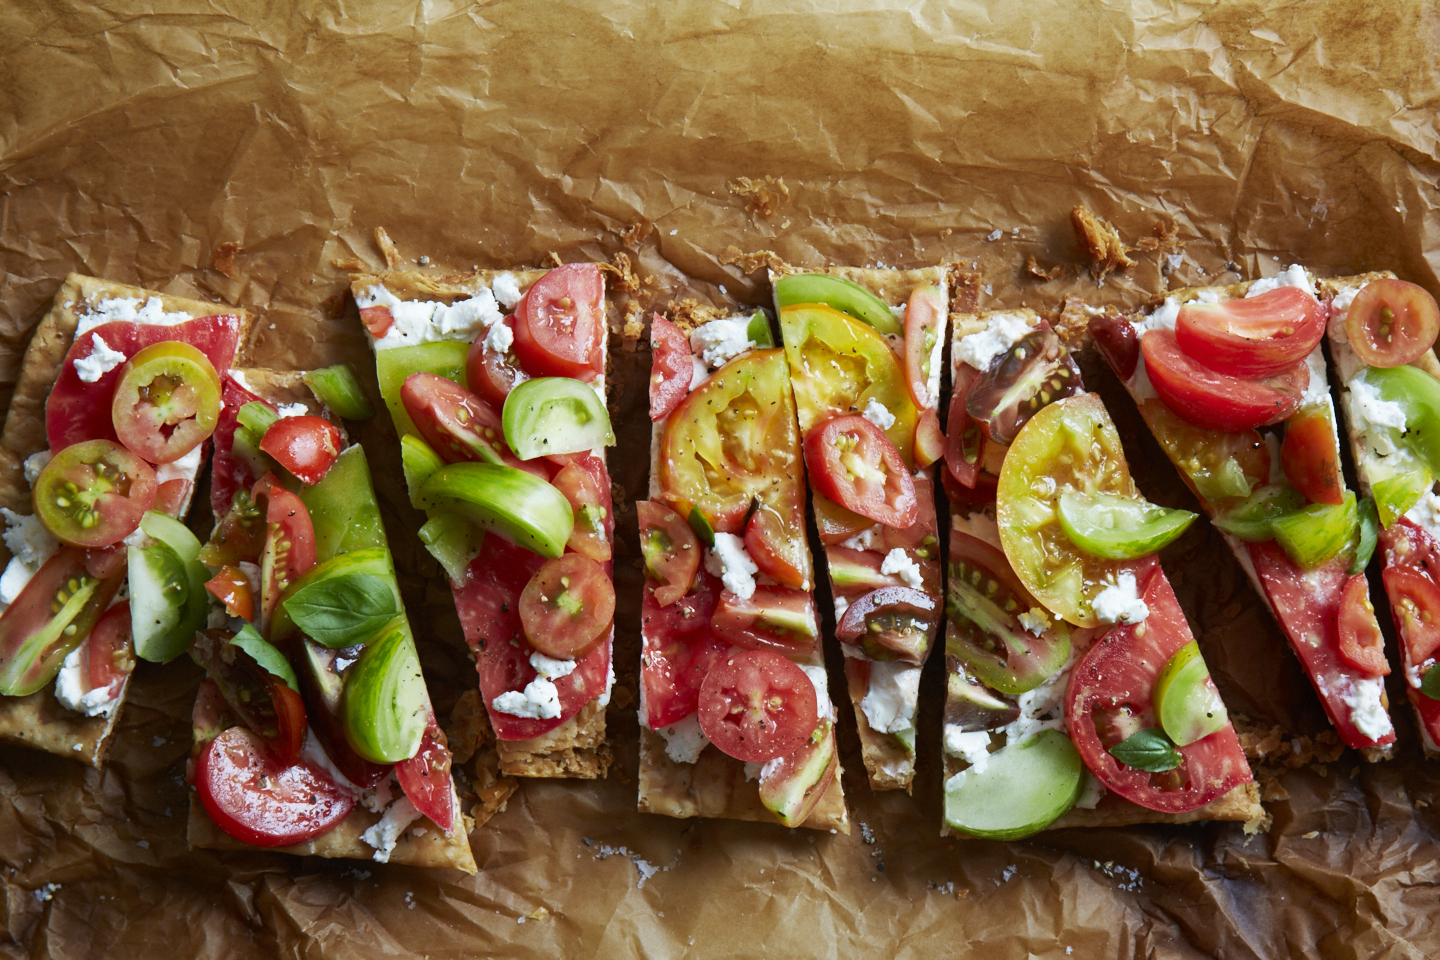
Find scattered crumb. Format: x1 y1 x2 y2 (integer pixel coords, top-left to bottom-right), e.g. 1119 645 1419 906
1134 217 1181 255
600 252 645 295
213 242 240 278
665 298 732 334
1302 831 1320 839
1416 799 1430 808
136 840 149 849
728 176 790 218
34 883 59 903
620 221 654 247
985 229 1002 241
591 844 674 888
1025 255 1066 281
374 227 401 269
528 907 550 922
544 251 564 268
719 246 785 276
1070 205 1136 282
418 255 430 266
1091 859 1143 892
860 823 875 845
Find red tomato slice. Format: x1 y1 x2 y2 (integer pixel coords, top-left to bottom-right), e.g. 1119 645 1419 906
518 554 615 660
111 341 222 464
638 500 700 607
881 474 938 555
1281 404 1344 506
192 629 308 767
205 565 256 621
551 454 613 562
82 601 133 694
744 501 809 590
1141 328 1308 432
47 315 243 451
512 263 606 380
1088 313 1139 381
33 440 157 548
395 720 457 831
260 416 341 486
711 586 818 657
1336 574 1389 677
1065 563 1252 813
913 408 945 468
84 543 127 580
454 535 610 741
697 648 818 762
834 585 936 662
254 479 317 634
640 573 727 730
649 314 693 422
945 364 990 490
1247 541 1395 749
903 285 944 409
813 492 872 545
1344 278 1440 368
1384 566 1440 669
466 316 531 408
210 374 267 517
197 726 354 847
154 477 192 518
0 548 124 697
804 414 918 528
1175 287 1327 378
360 305 395 339
400 372 544 477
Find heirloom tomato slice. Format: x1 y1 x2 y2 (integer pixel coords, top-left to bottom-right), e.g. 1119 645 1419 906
551 453 613 562
400 372 539 476
83 601 134 694
903 284 944 410
34 440 157 548
1336 574 1389 677
803 414 918 529
1136 399 1269 507
649 314 693 422
1281 404 1344 506
111 341 222 464
744 501 810 590
254 478 317 632
518 553 615 660
639 500 700 606
512 263 606 380
698 648 818 763
1344 278 1440 369
945 363 991 490
1140 328 1307 433
197 726 353 847
1174 287 1326 378
395 720 456 831
711 586 819 657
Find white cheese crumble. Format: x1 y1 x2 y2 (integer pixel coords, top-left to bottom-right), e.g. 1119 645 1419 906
1346 370 1409 463
54 645 120 718
994 642 1082 746
0 558 36 608
1246 264 1314 298
704 532 759 600
1342 677 1393 741
357 283 503 350
954 312 1031 372
840 525 881 552
1074 772 1106 809
1092 571 1149 624
1330 286 1359 324
530 650 578 680
880 547 923 589
22 450 51 487
596 654 616 708
1299 347 1332 408
361 795 422 862
1017 607 1051 636
492 676 563 719
76 296 192 336
657 712 710 764
689 316 756 370
800 663 836 722
484 318 514 354
274 401 308 419
492 273 523 309
833 595 850 620
1 509 58 567
73 335 127 383
943 725 993 776
860 661 921 734
925 311 945 409
1134 298 1180 334
862 398 896 431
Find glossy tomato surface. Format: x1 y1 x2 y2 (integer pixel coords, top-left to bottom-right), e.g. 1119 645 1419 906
638 500 701 607
1136 399 1270 508
698 648 818 762
467 316 530 408
1336 574 1389 676
1280 404 1344 506
518 553 615 660
210 374 268 517
191 629 308 767
903 285 944 410
255 479 317 633
550 454 613 562
1141 328 1307 433
83 600 134 694
512 263 606 380
1174 287 1326 378
260 416 341 485
649 314 693 422
34 440 157 548
744 501 810 590
111 341 222 464
1344 278 1440 368
804 414 918 528
711 586 818 657
197 726 354 847
945 364 991 491
395 720 457 831
401 372 537 474
640 569 726 729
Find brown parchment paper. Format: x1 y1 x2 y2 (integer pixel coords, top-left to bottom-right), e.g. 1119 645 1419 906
2 1 1439 957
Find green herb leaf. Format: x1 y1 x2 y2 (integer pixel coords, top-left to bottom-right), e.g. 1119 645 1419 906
1350 497 1380 574
230 623 300 692
282 572 400 648
688 506 716 546
1107 727 1182 773
1422 665 1440 702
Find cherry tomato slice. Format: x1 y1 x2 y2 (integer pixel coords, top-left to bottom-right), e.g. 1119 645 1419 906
197 725 354 847
259 416 341 486
154 477 192 518
836 585 936 663
1383 564 1440 668
209 374 268 519
1345 278 1440 369
712 586 819 657
697 648 819 762
913 408 945 469
191 629 308 767
512 263 606 380
1141 328 1307 433
255 479 317 634
111 341 221 464
395 720 456 831
804 414 918 528
1281 404 1344 506
638 500 701 607
360 305 395 338
551 454 613 562
518 553 615 660
1065 563 1252 813
400 372 544 478
903 285 944 409
34 439 157 548
82 600 133 694
466 316 531 409
649 314 693 422
205 565 256 621
945 364 990 490
1336 574 1389 677
966 324 1082 445
0 547 124 697
744 501 810 590
1175 287 1327 378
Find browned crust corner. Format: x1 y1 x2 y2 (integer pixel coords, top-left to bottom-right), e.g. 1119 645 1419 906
496 701 612 779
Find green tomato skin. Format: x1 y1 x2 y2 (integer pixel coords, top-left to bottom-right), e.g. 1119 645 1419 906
1056 490 1196 560
375 341 470 439
1374 467 1431 527
775 274 902 335
1270 491 1357 570
1153 641 1228 747
1365 366 1440 475
342 619 428 764
501 377 615 461
300 446 389 562
304 364 376 420
421 462 574 560
943 729 1083 839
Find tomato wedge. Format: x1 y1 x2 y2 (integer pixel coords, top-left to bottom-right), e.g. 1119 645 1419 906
650 314 693 422
711 586 819 656
111 341 222 464
1336 574 1389 677
744 501 810 590
512 263 606 380
197 726 354 847
1175 287 1326 378
836 585 936 663
466 316 531 408
945 364 991 490
697 648 818 762
903 285 944 409
550 453 613 562
1065 563 1252 813
1384 565 1440 669
518 553 615 660
255 479 317 633
640 569 725 729
400 372 540 475
804 414 918 528
83 601 134 694
639 500 701 606
1344 278 1440 369
191 629 308 767
34 440 157 548
813 492 872 545
1140 328 1308 433
1281 404 1344 506
395 720 456 831
260 416 341 485
205 565 256 621
0 548 125 697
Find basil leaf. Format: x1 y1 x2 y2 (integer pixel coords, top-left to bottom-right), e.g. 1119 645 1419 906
1107 727 1182 773
230 623 300 692
1350 497 1380 575
1421 665 1440 702
282 572 400 648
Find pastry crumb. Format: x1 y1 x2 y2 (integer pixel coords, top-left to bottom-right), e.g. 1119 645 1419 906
1070 205 1136 282
728 176 789 218
374 227 401 269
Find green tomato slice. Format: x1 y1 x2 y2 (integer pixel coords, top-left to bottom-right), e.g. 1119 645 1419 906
303 363 376 420
943 729 1083 839
745 310 776 348
775 273 902 336
1212 484 1306 542
400 434 445 509
1363 365 1440 475
299 446 389 562
129 541 200 663
420 462 574 559
501 377 616 461
1351 497 1380 574
1056 490 1196 560
1153 641 1228 747
237 401 279 437
374 340 470 438
1374 466 1431 527
341 617 428 763
1270 490 1357 570
418 510 485 581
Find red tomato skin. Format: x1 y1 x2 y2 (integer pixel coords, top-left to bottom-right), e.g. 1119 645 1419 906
804 414 918 528
83 601 134 694
944 364 989 489
48 315 242 452
1336 574 1389 677
1088 314 1139 381
1344 278 1440 369
1141 328 1308 432
711 586 819 657
211 374 267 517
903 285 944 410
1065 562 1253 813
744 501 809 590
512 263 606 380
551 454 613 562
1280 405 1344 506
697 648 819 763
197 726 355 848
1175 287 1326 378
154 477 193 518
649 315 693 422
400 372 546 478
260 416 341 485
640 571 728 730
1378 520 1440 748
395 720 457 831
466 316 530 408
638 500 701 607
360 305 395 338
254 480 318 632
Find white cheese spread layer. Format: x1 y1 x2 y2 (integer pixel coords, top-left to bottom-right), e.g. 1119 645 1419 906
1342 677 1393 741
800 663 836 722
54 645 121 718
705 532 759 600
954 312 1031 372
358 283 503 350
76 296 193 336
657 712 710 764
22 450 51 487
860 661 921 734
1246 263 1315 298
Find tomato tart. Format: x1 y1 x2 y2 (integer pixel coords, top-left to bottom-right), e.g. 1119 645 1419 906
1090 266 1398 761
638 301 848 831
765 264 950 793
1323 272 1440 756
941 304 1263 837
350 262 617 780
0 274 248 766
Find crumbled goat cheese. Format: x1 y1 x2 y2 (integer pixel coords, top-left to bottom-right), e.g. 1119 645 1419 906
860 661 922 734
841 526 882 552
484 318 514 354
833 595 850 620
943 725 993 775
1347 371 1408 458
73 335 127 383
274 401 308 419
596 656 616 708
492 273 523 308
55 645 121 717
1134 298 1180 334
862 398 896 430
1405 492 1440 541
361 796 422 863
1017 607 1051 636
995 641 1082 746
1 509 58 567
0 558 37 608
954 313 1031 372
530 650 578 680
1342 677 1393 741
880 547 924 589
22 450 51 487
705 533 759 600
1246 264 1314 298
358 283 502 350
800 664 835 722
492 677 563 719
689 316 756 370
1074 773 1106 809
76 296 192 336
1299 347 1332 408
658 713 710 764
1330 286 1359 320
1093 571 1148 624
